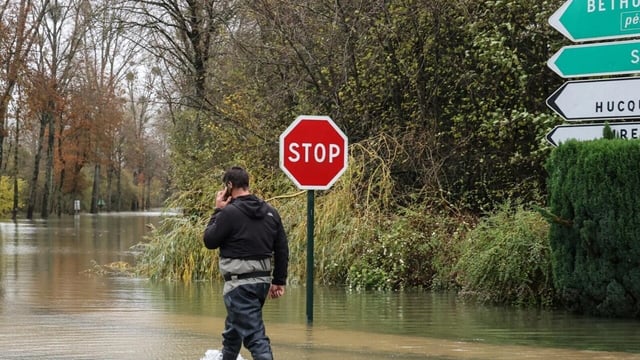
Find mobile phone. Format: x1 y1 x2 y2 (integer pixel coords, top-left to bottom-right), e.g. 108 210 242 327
223 184 232 200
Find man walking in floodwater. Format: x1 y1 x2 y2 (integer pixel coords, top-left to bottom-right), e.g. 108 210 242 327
203 166 289 360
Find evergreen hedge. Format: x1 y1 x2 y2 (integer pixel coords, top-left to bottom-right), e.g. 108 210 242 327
546 139 640 318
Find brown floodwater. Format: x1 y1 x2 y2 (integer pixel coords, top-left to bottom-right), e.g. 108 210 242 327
0 213 639 359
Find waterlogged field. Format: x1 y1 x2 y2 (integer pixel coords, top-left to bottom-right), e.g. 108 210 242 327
0 214 639 359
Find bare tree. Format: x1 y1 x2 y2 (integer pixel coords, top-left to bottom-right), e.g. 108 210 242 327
79 0 140 213
26 0 87 219
124 68 157 210
0 0 49 172
122 0 236 110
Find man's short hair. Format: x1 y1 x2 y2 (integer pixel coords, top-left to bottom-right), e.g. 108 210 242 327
222 166 250 189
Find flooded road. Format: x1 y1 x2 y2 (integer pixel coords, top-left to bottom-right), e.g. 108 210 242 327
0 213 639 359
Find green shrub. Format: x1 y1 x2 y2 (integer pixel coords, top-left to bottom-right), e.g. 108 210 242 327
455 203 553 306
0 176 25 217
347 214 430 291
546 139 640 317
346 208 470 291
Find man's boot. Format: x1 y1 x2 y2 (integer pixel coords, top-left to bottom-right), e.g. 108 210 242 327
252 353 273 360
221 349 240 360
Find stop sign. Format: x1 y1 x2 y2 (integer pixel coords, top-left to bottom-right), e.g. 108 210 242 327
279 115 348 190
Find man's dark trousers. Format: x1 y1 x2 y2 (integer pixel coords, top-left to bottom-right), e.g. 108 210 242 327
221 282 273 360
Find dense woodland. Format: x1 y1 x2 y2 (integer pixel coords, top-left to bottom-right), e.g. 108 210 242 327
0 0 170 218
3 0 574 302
0 0 565 220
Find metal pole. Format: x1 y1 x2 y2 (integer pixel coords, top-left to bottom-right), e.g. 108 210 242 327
306 190 315 324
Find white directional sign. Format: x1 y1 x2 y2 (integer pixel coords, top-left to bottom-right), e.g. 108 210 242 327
546 122 640 146
547 77 640 121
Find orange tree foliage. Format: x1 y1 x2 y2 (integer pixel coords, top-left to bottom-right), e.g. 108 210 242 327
56 83 125 197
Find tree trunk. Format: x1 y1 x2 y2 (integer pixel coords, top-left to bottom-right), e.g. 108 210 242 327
0 98 9 173
116 161 122 211
55 120 65 216
106 165 113 212
11 106 20 221
90 163 100 214
145 175 152 210
41 105 55 219
27 112 48 219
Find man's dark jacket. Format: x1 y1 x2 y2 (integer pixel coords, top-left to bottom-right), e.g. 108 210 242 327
203 194 288 285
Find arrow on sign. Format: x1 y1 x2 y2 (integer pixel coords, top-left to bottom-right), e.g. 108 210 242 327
546 122 640 146
547 39 640 78
547 77 640 121
549 0 640 42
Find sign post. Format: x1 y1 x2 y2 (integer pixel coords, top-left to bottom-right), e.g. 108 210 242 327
279 115 348 323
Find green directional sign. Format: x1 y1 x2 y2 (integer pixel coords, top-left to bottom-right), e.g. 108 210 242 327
547 39 640 78
550 0 640 42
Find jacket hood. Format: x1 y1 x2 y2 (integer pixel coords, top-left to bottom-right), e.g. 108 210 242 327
231 194 269 219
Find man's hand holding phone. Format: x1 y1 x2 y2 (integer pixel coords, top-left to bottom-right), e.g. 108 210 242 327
215 186 232 209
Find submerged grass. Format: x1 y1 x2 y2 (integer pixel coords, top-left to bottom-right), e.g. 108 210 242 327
131 132 555 308
132 133 474 289
135 216 219 281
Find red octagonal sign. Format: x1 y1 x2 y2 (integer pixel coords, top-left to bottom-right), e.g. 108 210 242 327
279 115 348 190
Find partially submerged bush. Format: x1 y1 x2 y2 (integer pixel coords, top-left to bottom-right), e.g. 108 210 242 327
346 207 471 291
455 203 554 307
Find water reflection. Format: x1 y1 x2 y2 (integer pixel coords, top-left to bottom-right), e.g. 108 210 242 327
0 214 639 360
